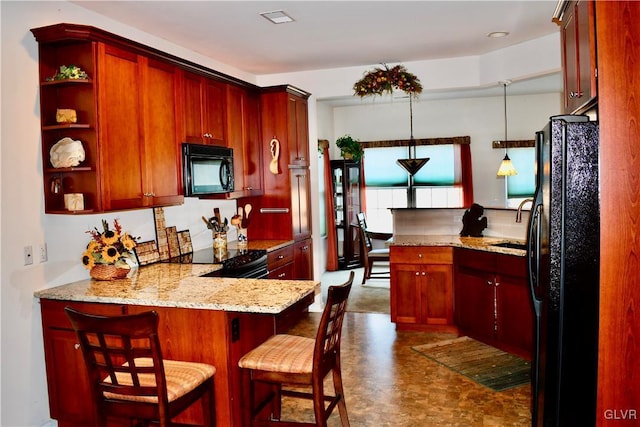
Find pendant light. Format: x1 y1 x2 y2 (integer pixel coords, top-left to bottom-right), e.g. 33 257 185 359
396 96 430 176
496 80 518 176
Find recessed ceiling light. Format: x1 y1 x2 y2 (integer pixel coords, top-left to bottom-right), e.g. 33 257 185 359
260 10 295 24
487 31 510 38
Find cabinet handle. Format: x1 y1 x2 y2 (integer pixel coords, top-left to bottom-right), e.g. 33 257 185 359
418 253 423 259
302 245 309 250
245 186 253 190
143 192 156 197
569 91 583 99
422 272 426 276
277 255 284 260
203 133 212 138
415 272 420 276
487 280 493 286
74 343 80 350
494 280 500 287
260 208 289 214
278 272 286 278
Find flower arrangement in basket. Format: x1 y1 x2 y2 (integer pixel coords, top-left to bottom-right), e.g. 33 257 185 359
82 219 138 280
353 63 423 98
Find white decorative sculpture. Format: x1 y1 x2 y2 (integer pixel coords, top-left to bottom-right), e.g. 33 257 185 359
50 137 85 168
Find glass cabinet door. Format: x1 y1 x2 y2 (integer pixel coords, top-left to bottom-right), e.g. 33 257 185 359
331 160 362 269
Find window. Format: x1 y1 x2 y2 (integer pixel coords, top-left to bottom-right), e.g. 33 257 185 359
363 143 467 231
506 147 536 208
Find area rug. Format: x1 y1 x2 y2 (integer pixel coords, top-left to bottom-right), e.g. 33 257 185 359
346 284 390 314
412 336 531 391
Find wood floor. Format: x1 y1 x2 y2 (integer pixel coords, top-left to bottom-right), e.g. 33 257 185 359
279 297 532 426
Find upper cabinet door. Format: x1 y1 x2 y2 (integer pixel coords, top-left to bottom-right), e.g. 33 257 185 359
181 71 226 145
140 58 183 207
97 43 145 210
98 46 183 211
226 85 263 198
287 94 309 166
561 0 596 113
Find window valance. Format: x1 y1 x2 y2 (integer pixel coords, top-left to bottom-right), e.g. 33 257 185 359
360 136 470 149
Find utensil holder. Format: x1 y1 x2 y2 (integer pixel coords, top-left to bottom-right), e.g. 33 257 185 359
213 231 227 253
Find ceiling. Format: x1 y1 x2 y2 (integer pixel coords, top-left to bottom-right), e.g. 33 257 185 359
72 0 562 99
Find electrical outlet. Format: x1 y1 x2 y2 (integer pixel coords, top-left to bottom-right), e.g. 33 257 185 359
39 243 48 263
24 246 33 265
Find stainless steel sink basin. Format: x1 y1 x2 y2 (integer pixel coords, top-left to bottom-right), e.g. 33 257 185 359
491 242 527 251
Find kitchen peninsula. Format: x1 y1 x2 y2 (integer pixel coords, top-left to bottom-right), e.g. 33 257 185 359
34 262 319 427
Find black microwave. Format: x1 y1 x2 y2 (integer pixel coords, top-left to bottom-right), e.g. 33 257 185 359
182 143 234 196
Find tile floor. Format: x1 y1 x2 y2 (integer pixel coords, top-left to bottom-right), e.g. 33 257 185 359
276 266 532 426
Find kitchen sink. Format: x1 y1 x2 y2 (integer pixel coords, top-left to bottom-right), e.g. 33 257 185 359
491 242 527 251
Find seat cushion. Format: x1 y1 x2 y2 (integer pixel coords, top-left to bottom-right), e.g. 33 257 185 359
238 334 315 374
103 358 215 403
368 248 390 259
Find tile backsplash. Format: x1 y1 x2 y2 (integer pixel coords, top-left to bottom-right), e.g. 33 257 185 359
392 208 530 240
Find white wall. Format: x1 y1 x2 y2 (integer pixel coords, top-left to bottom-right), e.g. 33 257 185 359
0 1 561 425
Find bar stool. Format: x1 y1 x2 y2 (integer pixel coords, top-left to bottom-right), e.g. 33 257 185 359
65 307 216 427
238 271 355 427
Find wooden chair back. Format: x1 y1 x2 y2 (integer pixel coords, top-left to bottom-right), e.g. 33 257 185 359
314 271 354 372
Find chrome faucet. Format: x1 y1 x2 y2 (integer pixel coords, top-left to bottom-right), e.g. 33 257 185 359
515 198 534 223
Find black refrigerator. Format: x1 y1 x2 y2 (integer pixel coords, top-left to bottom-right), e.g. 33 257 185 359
527 115 599 426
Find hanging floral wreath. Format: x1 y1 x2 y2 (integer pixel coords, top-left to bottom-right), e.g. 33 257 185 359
353 63 423 98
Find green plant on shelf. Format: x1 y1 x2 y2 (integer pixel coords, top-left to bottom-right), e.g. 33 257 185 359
47 64 88 81
336 134 364 162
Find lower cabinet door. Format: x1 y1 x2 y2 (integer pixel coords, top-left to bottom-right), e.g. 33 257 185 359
454 266 496 341
293 238 313 279
422 264 454 325
390 263 422 324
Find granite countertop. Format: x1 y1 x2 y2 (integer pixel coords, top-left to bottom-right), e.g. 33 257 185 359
390 234 527 256
228 239 294 252
34 262 319 314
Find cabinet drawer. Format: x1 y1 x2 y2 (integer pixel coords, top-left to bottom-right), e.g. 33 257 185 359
268 262 294 280
267 244 294 270
41 299 126 330
496 253 527 279
390 246 453 264
454 247 496 271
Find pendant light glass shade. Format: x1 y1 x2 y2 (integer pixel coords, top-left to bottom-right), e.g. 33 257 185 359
497 153 518 176
496 80 518 177
397 96 430 176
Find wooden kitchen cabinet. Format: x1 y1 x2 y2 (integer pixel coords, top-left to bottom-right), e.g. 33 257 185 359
225 84 263 198
98 45 183 211
390 246 455 331
267 244 294 279
242 85 313 278
181 71 226 145
454 248 533 358
559 0 597 113
293 238 314 279
32 24 183 213
286 93 310 167
40 299 126 427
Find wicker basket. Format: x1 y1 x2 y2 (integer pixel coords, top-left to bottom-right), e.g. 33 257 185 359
90 264 130 281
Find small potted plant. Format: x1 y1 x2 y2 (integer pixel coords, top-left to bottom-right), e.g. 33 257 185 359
336 134 364 162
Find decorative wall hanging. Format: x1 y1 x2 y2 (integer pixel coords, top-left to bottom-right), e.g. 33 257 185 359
353 63 428 176
269 137 280 174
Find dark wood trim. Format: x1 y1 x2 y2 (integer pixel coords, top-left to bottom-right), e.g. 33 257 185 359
491 139 536 149
361 136 470 148
30 23 259 90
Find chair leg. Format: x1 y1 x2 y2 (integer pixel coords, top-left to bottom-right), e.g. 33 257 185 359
362 261 370 284
312 378 327 427
201 377 216 427
333 366 350 427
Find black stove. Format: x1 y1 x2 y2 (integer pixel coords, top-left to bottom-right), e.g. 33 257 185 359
170 247 268 279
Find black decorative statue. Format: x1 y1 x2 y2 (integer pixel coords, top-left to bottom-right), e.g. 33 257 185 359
460 203 488 237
